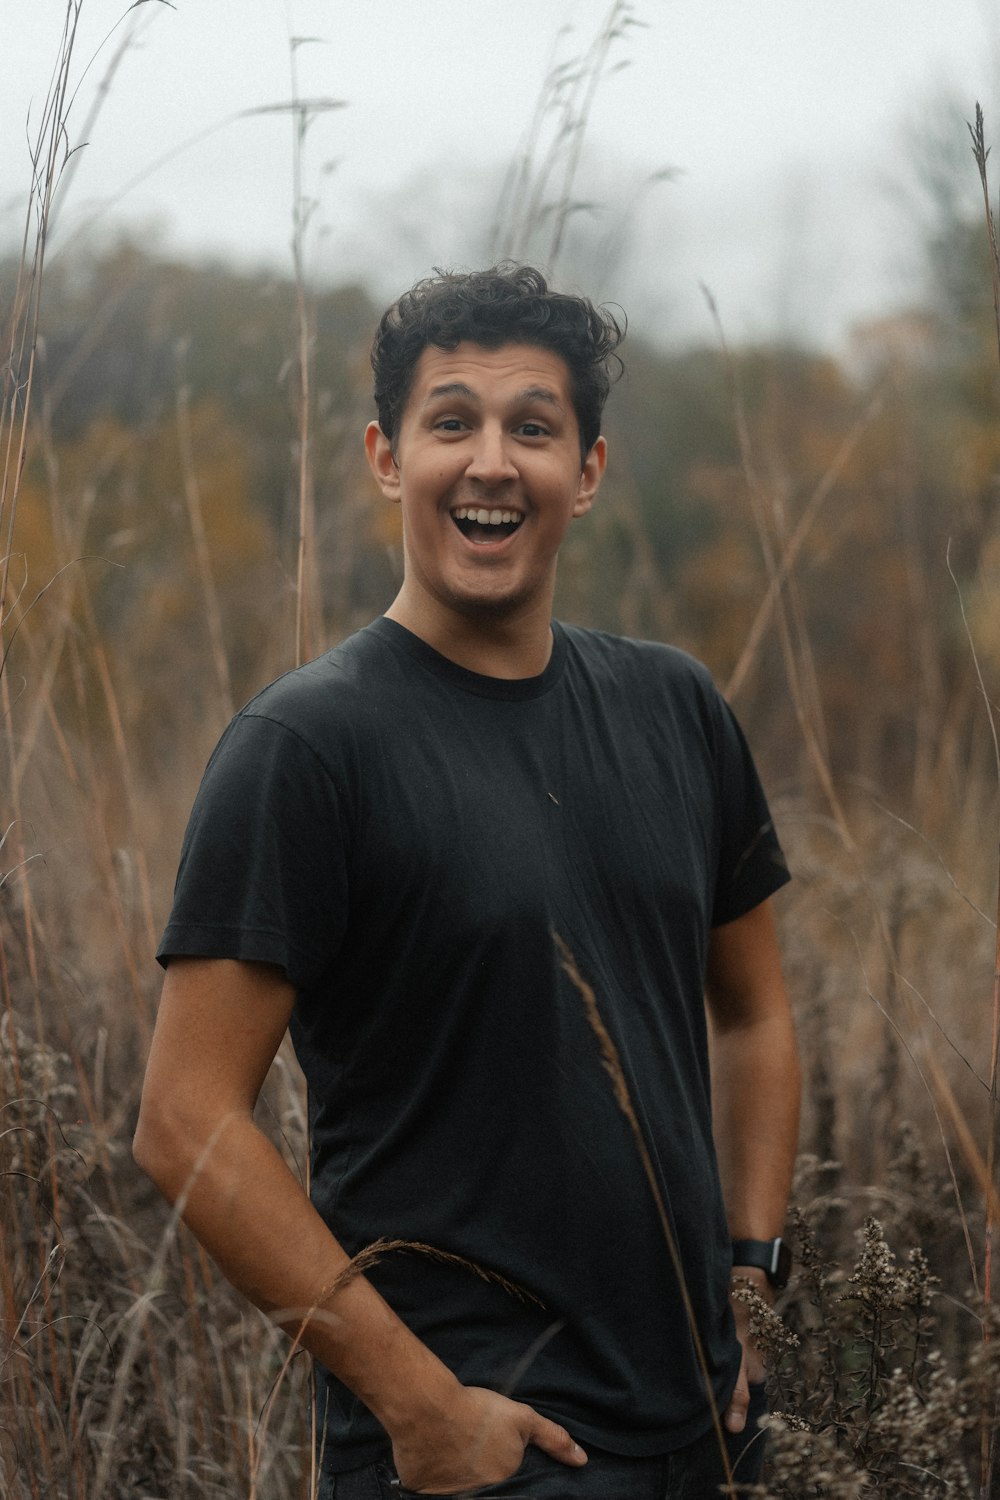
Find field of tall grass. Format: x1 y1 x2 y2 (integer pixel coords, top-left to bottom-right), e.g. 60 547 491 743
3 4 1000 1497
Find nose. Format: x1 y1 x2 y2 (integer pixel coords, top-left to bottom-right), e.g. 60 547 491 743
465 423 517 486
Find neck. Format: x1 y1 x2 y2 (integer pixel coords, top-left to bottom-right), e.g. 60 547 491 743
385 589 555 679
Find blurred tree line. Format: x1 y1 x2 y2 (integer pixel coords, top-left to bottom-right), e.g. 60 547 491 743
5 218 999 833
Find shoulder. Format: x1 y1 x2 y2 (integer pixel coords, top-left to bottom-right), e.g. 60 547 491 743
557 622 717 699
555 623 746 766
234 622 399 745
189 624 402 801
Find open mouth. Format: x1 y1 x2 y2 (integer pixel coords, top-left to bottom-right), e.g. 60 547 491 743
451 506 524 545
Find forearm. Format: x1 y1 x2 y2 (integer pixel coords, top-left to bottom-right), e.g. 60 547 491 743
712 999 799 1399
705 902 800 1244
711 1008 800 1243
704 904 799 1421
136 958 584 1492
133 1106 460 1435
135 1107 585 1489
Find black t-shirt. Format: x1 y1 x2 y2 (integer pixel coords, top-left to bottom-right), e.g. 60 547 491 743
158 617 790 1468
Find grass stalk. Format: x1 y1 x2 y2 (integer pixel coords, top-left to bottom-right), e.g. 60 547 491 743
553 932 736 1493
289 38 321 669
0 1 81 642
0 0 86 1123
175 374 235 721
724 390 885 705
966 101 1000 1500
703 283 856 853
493 1 644 273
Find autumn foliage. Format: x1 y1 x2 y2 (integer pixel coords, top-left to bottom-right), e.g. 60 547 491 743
3 215 1000 1494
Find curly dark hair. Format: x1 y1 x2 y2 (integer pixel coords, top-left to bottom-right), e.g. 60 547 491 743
370 263 625 458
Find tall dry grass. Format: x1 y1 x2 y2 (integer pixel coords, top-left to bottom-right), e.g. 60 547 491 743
0 9 313 1497
2 5 1000 1498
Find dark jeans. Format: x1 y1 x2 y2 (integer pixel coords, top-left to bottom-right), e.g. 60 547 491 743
318 1383 767 1500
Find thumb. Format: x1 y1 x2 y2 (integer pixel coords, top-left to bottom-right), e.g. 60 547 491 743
725 1355 750 1434
524 1411 588 1468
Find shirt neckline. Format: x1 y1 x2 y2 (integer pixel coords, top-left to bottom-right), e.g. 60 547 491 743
367 616 568 701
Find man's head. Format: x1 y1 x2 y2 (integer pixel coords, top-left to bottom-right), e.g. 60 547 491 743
370 263 624 461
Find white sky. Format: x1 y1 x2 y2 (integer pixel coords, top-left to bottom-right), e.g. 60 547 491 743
2 0 998 350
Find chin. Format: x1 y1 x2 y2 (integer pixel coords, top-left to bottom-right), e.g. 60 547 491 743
449 588 534 619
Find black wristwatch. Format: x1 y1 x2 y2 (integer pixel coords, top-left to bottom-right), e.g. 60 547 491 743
731 1237 792 1290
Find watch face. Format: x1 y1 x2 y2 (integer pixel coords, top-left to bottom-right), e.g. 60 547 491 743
773 1239 792 1289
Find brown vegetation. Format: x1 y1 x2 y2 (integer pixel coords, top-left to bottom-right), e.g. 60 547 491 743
3 9 1000 1498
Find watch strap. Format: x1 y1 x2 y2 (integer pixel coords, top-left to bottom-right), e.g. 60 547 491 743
731 1237 791 1289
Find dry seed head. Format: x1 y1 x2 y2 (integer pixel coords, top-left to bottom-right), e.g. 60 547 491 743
730 1278 801 1367
845 1216 909 1312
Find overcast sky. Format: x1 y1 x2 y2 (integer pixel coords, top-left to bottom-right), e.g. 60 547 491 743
2 1 998 350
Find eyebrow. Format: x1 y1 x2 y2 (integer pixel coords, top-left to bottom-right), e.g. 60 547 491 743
422 382 564 410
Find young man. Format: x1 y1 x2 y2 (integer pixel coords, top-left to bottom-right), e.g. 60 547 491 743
135 265 800 1499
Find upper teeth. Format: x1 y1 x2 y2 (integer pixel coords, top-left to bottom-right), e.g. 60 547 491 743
454 507 522 526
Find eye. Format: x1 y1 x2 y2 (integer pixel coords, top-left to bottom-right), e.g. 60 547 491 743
517 421 549 438
433 417 467 433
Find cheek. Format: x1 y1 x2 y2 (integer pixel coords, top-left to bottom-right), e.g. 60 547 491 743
414 455 458 492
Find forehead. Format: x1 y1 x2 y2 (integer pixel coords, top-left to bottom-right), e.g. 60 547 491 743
405 341 574 414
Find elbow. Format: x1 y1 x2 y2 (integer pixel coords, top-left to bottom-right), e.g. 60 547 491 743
133 1090 230 1204
134 1080 247 1206
133 1092 181 1198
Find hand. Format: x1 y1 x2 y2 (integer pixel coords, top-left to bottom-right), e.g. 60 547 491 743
724 1273 769 1434
390 1383 587 1495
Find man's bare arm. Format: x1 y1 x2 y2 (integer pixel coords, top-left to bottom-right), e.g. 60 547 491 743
133 957 586 1493
705 899 800 1433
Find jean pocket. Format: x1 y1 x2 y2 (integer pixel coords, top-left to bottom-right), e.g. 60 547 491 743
377 1444 555 1499
375 1459 470 1499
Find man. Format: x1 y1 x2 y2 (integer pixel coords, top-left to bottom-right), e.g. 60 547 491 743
135 264 800 1499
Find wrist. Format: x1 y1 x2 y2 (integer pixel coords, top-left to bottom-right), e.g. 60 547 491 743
309 1272 464 1440
371 1344 464 1440
730 1235 791 1290
730 1265 773 1304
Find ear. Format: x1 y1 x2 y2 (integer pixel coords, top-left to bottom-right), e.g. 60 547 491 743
364 421 400 501
572 435 607 518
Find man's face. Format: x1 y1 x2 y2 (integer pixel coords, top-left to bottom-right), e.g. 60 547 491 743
365 341 606 628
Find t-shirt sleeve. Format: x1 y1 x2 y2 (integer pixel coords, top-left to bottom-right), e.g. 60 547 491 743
156 711 350 990
707 689 790 927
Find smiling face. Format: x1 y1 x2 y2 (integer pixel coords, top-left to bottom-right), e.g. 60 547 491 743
365 341 606 653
